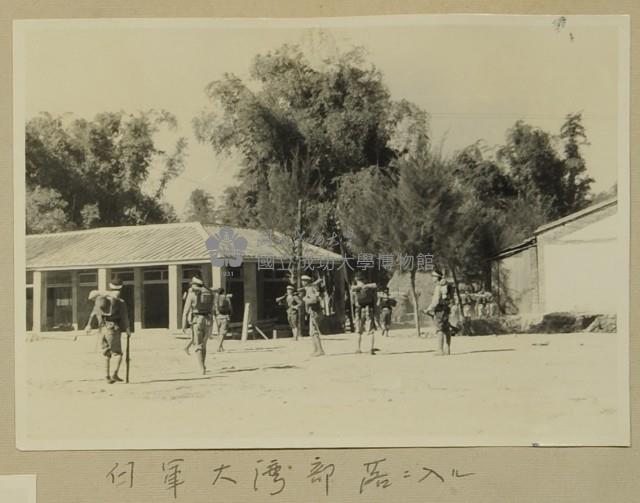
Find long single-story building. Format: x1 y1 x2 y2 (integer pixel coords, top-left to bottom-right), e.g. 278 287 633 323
25 222 346 334
491 197 618 315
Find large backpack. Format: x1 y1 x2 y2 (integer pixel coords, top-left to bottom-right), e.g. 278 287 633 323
380 297 397 310
303 286 322 311
356 286 376 307
101 295 123 321
192 288 214 315
217 294 231 315
439 283 455 306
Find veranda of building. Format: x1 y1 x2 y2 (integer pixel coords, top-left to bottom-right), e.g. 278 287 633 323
25 222 346 335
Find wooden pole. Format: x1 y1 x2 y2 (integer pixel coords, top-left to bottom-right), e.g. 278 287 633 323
241 302 251 341
125 333 130 383
254 325 269 340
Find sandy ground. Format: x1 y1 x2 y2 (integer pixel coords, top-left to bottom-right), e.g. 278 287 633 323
18 328 627 449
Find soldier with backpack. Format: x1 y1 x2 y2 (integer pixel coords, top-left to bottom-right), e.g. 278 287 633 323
426 270 454 356
351 275 378 354
378 287 397 338
214 288 232 352
300 275 325 356
100 278 131 383
181 277 215 374
276 285 303 339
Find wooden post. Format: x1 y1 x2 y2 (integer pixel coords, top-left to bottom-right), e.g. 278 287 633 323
133 267 143 332
241 302 251 341
168 264 179 331
71 270 78 331
273 329 277 339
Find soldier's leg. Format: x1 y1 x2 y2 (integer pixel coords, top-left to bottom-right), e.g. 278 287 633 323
104 356 111 381
112 354 123 379
288 311 298 339
311 313 325 356
355 307 363 353
109 329 123 380
369 307 376 354
434 312 445 356
193 318 206 373
216 316 224 352
444 328 451 355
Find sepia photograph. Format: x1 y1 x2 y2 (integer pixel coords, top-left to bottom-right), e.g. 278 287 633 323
13 15 629 450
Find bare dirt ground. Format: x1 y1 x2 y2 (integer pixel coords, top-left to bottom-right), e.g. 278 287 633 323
18 329 627 449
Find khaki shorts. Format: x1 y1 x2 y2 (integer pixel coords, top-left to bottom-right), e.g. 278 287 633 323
287 309 298 330
101 321 122 357
380 307 392 328
433 309 450 333
215 314 229 337
191 314 212 349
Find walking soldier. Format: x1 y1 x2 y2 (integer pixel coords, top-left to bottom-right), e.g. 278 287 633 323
351 275 378 354
181 277 215 374
214 288 232 352
426 270 453 356
276 285 303 339
100 278 131 383
378 287 397 338
300 275 325 356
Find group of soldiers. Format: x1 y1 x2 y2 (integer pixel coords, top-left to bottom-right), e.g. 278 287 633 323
455 289 499 319
84 269 476 382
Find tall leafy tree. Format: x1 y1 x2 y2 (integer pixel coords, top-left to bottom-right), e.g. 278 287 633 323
182 189 219 223
25 186 69 234
193 43 428 233
338 147 461 336
559 112 593 211
26 110 186 233
496 115 593 221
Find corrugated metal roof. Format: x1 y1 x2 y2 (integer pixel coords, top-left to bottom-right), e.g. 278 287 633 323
26 222 342 270
201 225 343 261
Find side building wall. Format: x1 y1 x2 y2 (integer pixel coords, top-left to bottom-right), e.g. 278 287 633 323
491 245 539 315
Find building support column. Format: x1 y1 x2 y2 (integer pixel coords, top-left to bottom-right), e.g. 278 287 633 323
202 263 223 290
334 268 346 322
133 267 143 332
98 267 111 292
33 270 42 333
243 262 259 324
71 270 78 331
168 264 179 332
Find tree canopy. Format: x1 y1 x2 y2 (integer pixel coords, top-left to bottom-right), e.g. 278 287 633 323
194 44 429 233
26 110 186 234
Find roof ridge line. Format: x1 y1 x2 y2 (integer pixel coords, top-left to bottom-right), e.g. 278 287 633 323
26 221 203 238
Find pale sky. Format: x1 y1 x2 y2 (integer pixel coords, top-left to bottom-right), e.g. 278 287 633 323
18 16 624 216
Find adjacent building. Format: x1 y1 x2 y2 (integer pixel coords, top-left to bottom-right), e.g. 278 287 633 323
491 197 618 316
25 222 345 334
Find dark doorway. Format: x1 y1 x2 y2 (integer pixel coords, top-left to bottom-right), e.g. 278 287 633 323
143 283 169 328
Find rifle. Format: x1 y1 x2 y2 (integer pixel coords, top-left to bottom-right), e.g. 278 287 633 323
125 332 131 383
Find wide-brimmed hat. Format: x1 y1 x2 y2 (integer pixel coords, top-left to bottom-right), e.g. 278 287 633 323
109 278 123 290
301 275 312 282
88 289 100 301
286 285 295 291
190 276 204 286
431 270 443 279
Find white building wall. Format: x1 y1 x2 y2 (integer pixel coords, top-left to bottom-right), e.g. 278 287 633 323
541 212 617 314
